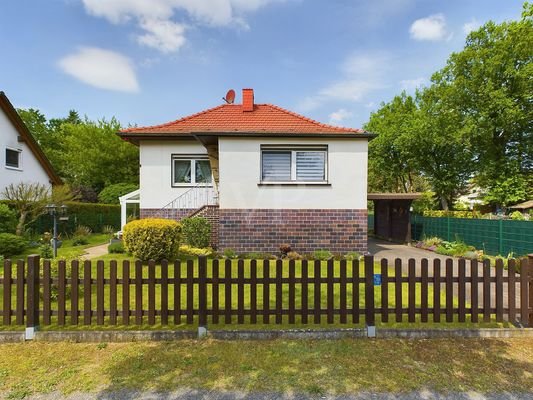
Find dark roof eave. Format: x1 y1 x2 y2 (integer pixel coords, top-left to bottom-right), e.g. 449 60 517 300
118 131 376 140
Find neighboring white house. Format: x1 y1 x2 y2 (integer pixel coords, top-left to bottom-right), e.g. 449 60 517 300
0 91 61 196
119 89 372 253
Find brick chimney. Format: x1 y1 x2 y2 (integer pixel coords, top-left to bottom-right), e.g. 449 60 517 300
242 88 254 112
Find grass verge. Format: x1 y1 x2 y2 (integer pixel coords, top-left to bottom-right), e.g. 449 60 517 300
0 338 532 398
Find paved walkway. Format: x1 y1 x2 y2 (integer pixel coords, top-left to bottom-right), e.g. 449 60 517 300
368 237 524 319
82 243 109 260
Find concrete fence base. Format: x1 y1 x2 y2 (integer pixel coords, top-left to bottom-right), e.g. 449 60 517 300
2 328 533 343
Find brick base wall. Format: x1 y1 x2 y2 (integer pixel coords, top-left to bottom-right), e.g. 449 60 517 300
140 208 194 220
219 209 367 254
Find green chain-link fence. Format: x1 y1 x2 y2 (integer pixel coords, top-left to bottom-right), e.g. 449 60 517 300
411 214 533 256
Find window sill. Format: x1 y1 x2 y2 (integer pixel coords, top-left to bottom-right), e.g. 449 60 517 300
171 184 214 188
258 182 331 187
5 166 22 171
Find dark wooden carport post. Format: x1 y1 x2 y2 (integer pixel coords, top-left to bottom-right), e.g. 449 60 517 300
26 255 40 340
529 255 533 327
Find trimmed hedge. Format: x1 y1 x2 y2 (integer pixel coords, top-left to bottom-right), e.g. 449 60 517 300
30 201 120 234
123 218 181 261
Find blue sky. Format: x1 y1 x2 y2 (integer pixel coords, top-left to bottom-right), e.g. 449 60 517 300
0 0 525 129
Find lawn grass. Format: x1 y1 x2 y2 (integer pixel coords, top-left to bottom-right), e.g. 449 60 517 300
6 233 110 260
0 338 532 398
0 257 512 331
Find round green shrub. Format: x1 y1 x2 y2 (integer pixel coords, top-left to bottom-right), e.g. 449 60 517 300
108 241 125 254
0 233 27 257
181 216 211 248
122 218 181 261
98 183 138 204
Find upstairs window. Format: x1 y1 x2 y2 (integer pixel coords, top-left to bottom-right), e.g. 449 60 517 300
5 148 21 169
261 146 327 183
172 155 212 186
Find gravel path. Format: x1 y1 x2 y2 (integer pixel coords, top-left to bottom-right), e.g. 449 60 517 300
82 243 109 259
27 389 533 399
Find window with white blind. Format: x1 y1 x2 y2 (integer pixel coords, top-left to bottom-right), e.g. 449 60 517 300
261 146 327 183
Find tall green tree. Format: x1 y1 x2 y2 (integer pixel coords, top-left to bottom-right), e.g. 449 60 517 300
365 93 427 193
59 118 139 192
429 2 533 207
410 87 474 210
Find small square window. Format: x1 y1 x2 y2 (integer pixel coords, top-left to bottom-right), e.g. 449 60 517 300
5 148 21 169
171 155 212 186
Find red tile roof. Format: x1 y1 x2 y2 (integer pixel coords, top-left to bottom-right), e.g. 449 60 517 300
120 103 366 136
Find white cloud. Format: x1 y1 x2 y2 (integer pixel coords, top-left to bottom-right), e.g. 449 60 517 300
137 19 187 53
399 77 427 91
463 18 481 34
328 108 353 125
409 14 448 41
298 52 389 112
81 0 285 53
58 47 139 93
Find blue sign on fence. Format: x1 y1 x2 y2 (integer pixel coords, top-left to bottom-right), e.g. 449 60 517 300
373 274 382 286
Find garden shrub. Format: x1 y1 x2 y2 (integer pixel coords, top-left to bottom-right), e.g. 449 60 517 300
422 210 483 219
0 203 17 233
223 248 238 259
98 183 138 204
343 251 361 261
179 244 213 257
279 244 291 256
509 211 525 220
286 251 303 260
72 225 92 246
108 242 125 254
181 217 211 248
122 218 181 261
39 244 53 259
312 249 333 261
0 233 27 257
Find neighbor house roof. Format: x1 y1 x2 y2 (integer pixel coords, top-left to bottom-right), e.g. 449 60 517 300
119 89 371 141
510 200 533 210
0 91 62 185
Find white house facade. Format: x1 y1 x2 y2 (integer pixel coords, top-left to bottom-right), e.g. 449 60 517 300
119 89 372 253
0 92 61 198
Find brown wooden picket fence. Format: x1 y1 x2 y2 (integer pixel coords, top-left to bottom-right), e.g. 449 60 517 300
1 255 532 329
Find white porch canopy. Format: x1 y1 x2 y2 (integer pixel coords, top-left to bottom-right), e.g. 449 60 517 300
119 189 140 230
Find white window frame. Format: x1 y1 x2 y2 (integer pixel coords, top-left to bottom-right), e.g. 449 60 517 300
5 147 22 171
171 154 212 187
260 145 328 184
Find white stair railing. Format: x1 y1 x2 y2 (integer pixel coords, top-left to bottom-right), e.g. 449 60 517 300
156 183 218 216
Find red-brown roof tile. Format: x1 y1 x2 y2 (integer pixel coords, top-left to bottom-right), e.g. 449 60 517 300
120 103 366 136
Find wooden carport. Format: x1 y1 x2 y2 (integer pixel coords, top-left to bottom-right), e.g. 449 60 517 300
368 193 422 243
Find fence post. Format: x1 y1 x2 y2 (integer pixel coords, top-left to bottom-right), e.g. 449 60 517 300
364 255 376 337
529 255 533 327
198 255 208 338
498 219 504 256
446 216 451 241
25 255 40 340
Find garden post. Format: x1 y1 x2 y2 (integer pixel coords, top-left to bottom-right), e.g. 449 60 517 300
198 255 208 338
364 255 376 337
26 254 40 340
